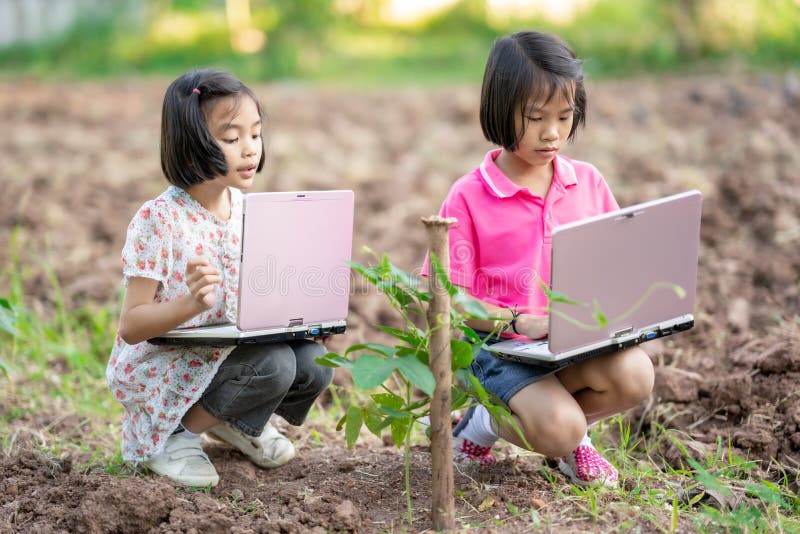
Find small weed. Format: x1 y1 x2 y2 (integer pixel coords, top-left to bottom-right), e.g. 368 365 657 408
308 428 324 448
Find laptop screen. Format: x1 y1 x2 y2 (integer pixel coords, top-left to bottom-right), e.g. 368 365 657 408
238 190 354 331
547 191 701 353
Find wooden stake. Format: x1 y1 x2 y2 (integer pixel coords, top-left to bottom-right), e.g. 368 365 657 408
422 215 457 531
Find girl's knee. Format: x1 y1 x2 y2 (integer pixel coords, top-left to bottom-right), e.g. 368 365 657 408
250 344 296 390
523 403 586 458
613 347 655 403
293 342 333 393
309 364 333 394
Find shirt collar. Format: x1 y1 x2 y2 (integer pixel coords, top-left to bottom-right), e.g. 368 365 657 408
478 148 577 199
168 185 240 226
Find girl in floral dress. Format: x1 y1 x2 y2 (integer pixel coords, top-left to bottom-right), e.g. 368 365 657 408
107 69 332 487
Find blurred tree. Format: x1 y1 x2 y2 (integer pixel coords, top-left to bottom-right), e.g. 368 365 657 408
226 0 266 53
249 0 335 76
333 0 388 26
145 0 170 24
664 0 702 59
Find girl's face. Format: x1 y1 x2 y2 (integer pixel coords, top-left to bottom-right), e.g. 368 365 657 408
206 95 263 190
512 89 574 169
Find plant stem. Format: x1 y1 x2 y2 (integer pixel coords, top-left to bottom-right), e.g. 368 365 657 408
405 381 413 525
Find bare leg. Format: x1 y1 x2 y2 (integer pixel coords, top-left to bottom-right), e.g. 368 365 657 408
556 346 654 425
495 374 587 458
491 347 653 457
181 403 221 433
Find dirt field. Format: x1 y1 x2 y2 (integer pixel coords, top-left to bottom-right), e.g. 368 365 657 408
1 70 799 532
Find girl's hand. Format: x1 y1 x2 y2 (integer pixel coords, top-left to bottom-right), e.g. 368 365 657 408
515 314 548 340
185 256 221 310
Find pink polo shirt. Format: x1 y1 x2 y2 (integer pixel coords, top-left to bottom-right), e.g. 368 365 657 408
422 149 618 318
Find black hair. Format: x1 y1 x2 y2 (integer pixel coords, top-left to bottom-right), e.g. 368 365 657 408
480 31 586 151
160 69 266 189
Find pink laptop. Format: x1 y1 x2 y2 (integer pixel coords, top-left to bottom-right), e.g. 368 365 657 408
149 190 354 346
488 190 702 367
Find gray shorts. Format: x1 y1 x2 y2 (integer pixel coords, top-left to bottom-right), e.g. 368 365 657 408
199 340 332 436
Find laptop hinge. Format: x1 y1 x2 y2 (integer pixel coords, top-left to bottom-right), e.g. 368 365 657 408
613 326 633 338
288 318 304 327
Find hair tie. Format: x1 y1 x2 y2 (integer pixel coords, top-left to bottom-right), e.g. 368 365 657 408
192 88 201 95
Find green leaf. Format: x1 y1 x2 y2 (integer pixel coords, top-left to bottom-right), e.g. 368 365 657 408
335 413 346 431
404 304 428 316
390 416 411 448
547 290 580 305
686 456 732 497
429 254 458 297
592 299 608 327
314 352 354 371
454 368 473 388
451 385 469 410
673 285 686 299
376 325 424 347
484 401 530 449
539 279 581 306
371 392 404 411
465 372 489 403
360 245 381 262
388 261 426 296
348 260 380 284
0 299 16 336
396 346 428 366
377 280 415 307
394 355 435 396
351 355 397 390
363 408 389 436
380 252 392 272
454 323 481 344
345 406 363 448
377 405 409 419
450 339 474 371
453 292 491 319
345 343 398 358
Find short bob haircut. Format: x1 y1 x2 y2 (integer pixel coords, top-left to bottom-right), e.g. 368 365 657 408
480 31 586 151
161 69 266 189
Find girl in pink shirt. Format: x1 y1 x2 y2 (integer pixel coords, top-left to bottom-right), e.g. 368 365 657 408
431 31 654 486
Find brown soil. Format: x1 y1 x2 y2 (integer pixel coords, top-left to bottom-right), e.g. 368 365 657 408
1 71 799 532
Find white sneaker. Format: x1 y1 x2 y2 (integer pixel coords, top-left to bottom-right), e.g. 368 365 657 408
207 421 295 468
145 433 219 487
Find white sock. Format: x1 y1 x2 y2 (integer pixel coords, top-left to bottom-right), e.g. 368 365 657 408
454 404 499 447
177 425 201 440
579 431 592 447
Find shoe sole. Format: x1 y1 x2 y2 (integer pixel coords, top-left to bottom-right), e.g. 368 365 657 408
206 428 295 469
145 462 219 487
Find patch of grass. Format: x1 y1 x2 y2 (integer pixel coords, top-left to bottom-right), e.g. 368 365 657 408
0 228 123 464
587 418 800 533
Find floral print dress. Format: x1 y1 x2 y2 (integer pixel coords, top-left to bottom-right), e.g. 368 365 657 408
107 185 243 462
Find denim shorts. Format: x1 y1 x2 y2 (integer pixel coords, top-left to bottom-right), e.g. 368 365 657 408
470 332 571 405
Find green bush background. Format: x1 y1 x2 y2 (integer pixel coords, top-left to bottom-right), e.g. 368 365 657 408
1 0 798 84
